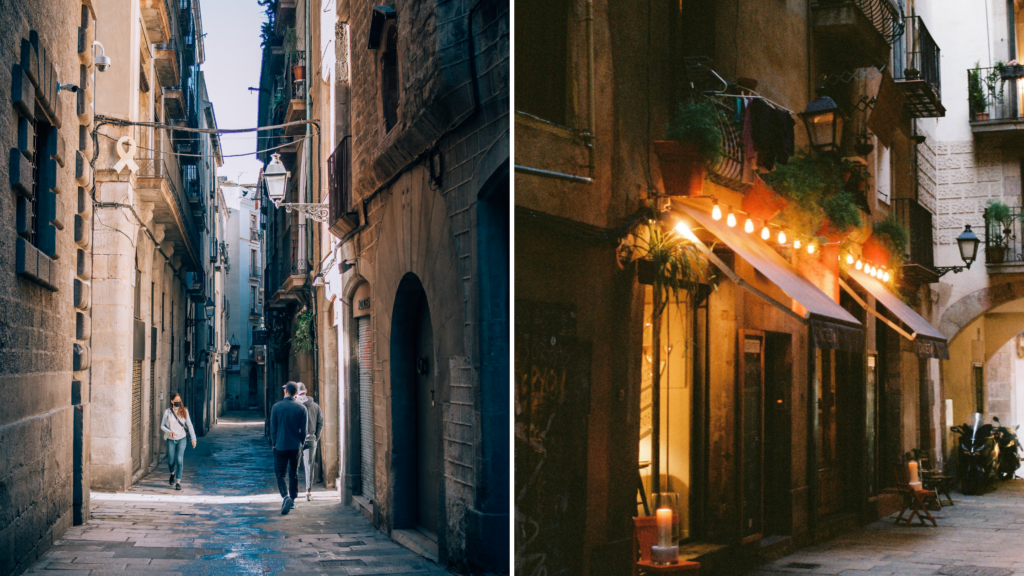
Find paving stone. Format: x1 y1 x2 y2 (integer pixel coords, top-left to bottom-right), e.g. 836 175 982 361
21 412 452 575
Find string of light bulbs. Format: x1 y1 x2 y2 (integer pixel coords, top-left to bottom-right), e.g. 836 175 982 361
680 198 894 284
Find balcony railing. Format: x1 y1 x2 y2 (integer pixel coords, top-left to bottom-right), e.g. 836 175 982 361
891 198 935 270
892 15 943 117
328 136 357 238
968 66 1024 123
813 0 904 44
136 156 201 264
984 205 1024 265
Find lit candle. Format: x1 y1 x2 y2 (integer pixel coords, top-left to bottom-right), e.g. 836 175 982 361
908 460 920 485
656 508 672 547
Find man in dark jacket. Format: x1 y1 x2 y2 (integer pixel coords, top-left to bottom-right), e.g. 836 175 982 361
270 382 307 514
294 382 324 501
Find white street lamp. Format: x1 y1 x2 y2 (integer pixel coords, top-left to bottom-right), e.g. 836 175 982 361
261 152 330 222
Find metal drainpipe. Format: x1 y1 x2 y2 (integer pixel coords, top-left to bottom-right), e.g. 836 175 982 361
584 0 596 179
305 0 314 270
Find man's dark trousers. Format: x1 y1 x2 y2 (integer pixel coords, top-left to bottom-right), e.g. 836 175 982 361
274 448 300 500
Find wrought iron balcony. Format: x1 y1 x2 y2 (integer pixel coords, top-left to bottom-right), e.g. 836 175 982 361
891 198 938 283
968 66 1024 143
984 205 1024 270
892 15 943 118
812 0 904 67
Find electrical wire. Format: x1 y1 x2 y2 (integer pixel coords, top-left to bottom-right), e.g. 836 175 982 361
98 131 314 159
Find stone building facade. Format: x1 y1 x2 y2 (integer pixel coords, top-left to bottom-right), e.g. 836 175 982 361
256 0 508 572
0 0 98 572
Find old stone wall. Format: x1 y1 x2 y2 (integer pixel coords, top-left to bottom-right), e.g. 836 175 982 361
0 0 95 573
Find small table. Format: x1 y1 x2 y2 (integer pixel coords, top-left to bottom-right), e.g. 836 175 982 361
920 470 954 507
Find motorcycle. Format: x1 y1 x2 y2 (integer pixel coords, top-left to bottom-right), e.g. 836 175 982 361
992 416 1021 480
950 413 996 495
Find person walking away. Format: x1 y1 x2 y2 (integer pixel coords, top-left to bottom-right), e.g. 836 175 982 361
294 382 323 501
270 381 307 514
160 393 196 491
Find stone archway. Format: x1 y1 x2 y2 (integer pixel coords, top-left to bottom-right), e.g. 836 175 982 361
940 277 1024 341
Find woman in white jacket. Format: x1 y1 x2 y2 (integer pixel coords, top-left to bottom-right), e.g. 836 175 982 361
160 393 196 490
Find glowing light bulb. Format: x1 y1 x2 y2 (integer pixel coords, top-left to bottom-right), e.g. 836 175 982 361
674 221 699 243
793 239 801 250
761 225 770 240
744 218 754 234
846 254 854 265
778 230 787 244
727 212 737 228
855 259 863 270
712 203 722 221
807 243 815 254
883 271 891 282
871 267 878 278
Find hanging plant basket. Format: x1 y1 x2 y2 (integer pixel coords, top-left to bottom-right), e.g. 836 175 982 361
653 141 706 197
293 65 306 81
743 176 788 221
861 234 892 268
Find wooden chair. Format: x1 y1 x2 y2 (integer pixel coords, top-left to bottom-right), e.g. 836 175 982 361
920 470 955 507
632 516 701 576
892 464 938 527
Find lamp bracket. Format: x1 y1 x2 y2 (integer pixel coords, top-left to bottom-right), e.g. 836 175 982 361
277 202 330 222
934 263 971 277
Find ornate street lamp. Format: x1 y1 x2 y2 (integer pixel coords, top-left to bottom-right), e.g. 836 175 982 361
935 224 981 276
205 298 216 319
800 88 845 154
261 152 330 222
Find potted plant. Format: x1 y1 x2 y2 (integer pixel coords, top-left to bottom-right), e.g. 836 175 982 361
654 99 726 196
969 64 988 120
864 215 909 271
985 199 1015 264
283 27 305 81
742 174 789 221
1002 59 1024 79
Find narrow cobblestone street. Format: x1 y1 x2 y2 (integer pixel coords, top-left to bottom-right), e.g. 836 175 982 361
745 481 1024 576
20 413 451 575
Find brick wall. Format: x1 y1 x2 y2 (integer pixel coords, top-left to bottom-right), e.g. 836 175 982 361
0 1 94 574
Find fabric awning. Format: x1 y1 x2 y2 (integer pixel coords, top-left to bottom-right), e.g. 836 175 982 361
841 268 949 359
676 202 863 351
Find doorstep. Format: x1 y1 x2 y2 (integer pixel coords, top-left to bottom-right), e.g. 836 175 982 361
392 528 439 563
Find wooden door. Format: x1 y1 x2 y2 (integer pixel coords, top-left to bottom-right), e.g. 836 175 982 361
415 299 439 538
817 349 841 516
739 331 764 543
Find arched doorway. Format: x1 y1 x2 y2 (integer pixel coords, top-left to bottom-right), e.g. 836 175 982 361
390 273 441 539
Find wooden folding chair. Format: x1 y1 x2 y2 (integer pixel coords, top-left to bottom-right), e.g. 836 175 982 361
892 464 938 527
632 516 700 576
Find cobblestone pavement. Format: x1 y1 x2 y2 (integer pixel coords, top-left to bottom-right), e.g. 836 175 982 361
745 479 1024 576
21 412 451 576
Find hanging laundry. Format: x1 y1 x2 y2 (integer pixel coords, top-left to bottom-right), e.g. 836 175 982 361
750 99 795 170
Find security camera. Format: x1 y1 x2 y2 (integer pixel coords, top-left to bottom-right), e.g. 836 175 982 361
93 41 111 72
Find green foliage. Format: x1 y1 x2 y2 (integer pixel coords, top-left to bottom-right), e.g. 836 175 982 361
258 0 276 47
986 199 1014 228
292 309 315 354
666 99 726 167
762 153 866 237
821 192 862 232
624 202 711 320
873 215 909 268
968 64 987 113
272 90 288 110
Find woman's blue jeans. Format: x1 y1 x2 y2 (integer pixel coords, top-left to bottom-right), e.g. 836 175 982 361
167 438 187 481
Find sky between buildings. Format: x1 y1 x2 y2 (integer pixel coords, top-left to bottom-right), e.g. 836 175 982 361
200 0 266 186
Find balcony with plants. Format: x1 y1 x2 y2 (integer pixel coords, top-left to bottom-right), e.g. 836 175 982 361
892 15 944 118
984 200 1024 272
968 62 1024 140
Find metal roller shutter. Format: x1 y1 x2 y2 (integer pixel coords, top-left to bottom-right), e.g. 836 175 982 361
358 316 374 500
131 359 142 473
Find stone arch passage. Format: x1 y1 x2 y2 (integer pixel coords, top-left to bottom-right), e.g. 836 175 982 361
940 278 1024 342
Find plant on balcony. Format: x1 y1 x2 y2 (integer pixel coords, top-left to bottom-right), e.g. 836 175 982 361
985 200 1015 263
969 64 988 119
258 0 275 47
762 153 864 242
654 99 726 196
292 308 315 354
869 215 909 270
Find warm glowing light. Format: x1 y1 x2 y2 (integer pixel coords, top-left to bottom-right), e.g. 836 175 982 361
855 259 863 270
761 225 770 240
870 267 878 278
793 239 801 250
883 271 891 282
778 230 787 244
846 254 854 265
727 212 737 228
744 218 754 234
674 221 700 243
807 243 815 254
712 203 722 221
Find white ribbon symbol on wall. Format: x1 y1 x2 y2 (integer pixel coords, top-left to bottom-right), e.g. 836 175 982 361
113 136 139 174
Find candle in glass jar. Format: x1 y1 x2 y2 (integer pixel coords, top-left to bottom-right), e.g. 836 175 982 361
656 508 672 547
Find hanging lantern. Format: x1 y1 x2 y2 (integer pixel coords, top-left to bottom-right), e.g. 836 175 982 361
800 88 845 154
